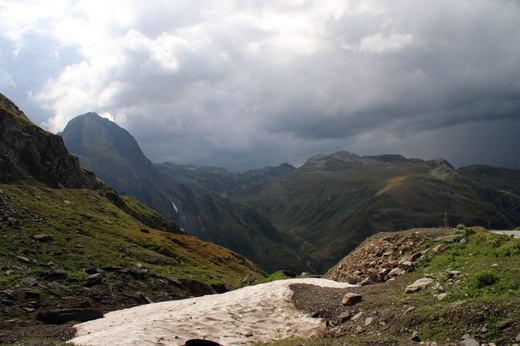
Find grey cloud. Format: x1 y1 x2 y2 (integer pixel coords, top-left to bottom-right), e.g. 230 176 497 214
2 0 520 171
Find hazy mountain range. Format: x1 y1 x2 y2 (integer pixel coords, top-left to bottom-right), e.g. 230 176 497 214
61 112 520 273
61 113 303 273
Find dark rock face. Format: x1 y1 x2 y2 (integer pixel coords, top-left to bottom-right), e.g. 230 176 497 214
0 93 99 189
37 308 104 324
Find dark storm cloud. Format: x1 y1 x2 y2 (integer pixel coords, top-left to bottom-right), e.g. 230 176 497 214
1 0 519 171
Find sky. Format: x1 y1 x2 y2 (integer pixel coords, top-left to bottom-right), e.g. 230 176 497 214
1 0 520 172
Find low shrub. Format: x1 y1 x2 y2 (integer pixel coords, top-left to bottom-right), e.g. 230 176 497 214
474 271 499 289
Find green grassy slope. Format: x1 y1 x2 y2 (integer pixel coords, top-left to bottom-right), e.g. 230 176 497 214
0 184 266 322
238 153 520 273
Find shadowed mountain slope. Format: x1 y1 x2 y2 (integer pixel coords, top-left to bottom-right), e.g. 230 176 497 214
61 113 303 273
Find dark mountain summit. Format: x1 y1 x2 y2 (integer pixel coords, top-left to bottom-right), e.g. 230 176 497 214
62 112 158 199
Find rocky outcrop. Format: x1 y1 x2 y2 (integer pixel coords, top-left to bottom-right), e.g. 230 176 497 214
324 230 433 285
0 93 99 189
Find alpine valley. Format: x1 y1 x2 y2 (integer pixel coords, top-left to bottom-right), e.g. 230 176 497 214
1 93 520 345
61 112 520 273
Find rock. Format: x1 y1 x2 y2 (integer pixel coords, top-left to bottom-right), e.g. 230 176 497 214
183 339 221 346
118 267 149 277
337 312 351 323
21 277 39 287
23 289 41 298
410 252 422 262
341 292 363 306
398 260 415 272
84 267 102 275
449 300 465 308
47 268 68 278
37 308 103 324
460 333 479 346
166 277 183 286
448 270 461 278
364 317 373 326
436 292 448 301
403 306 416 315
139 293 154 304
496 319 515 330
17 256 31 263
359 277 371 286
281 270 297 278
351 311 363 320
367 269 379 282
1 289 16 299
405 278 434 293
1 299 16 306
339 274 358 284
84 273 103 287
388 267 405 277
32 234 53 242
211 283 231 294
384 260 399 268
410 330 421 342
47 281 71 293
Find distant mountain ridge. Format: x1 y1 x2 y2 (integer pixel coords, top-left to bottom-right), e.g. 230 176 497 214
155 161 296 197
61 111 520 274
61 112 303 273
159 149 520 272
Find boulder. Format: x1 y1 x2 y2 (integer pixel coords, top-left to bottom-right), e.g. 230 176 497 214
432 244 445 253
21 277 39 287
405 278 434 294
337 312 351 323
398 260 415 272
84 273 103 287
388 267 405 277
37 308 103 324
341 292 363 306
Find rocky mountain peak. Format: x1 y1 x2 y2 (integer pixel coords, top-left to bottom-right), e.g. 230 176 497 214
62 112 157 181
0 93 99 189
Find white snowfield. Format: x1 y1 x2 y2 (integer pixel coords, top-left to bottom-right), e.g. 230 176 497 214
69 278 353 346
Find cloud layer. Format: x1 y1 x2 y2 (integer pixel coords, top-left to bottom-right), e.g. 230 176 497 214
1 0 520 170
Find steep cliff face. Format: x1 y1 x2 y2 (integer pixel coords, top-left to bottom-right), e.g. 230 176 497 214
0 93 98 189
